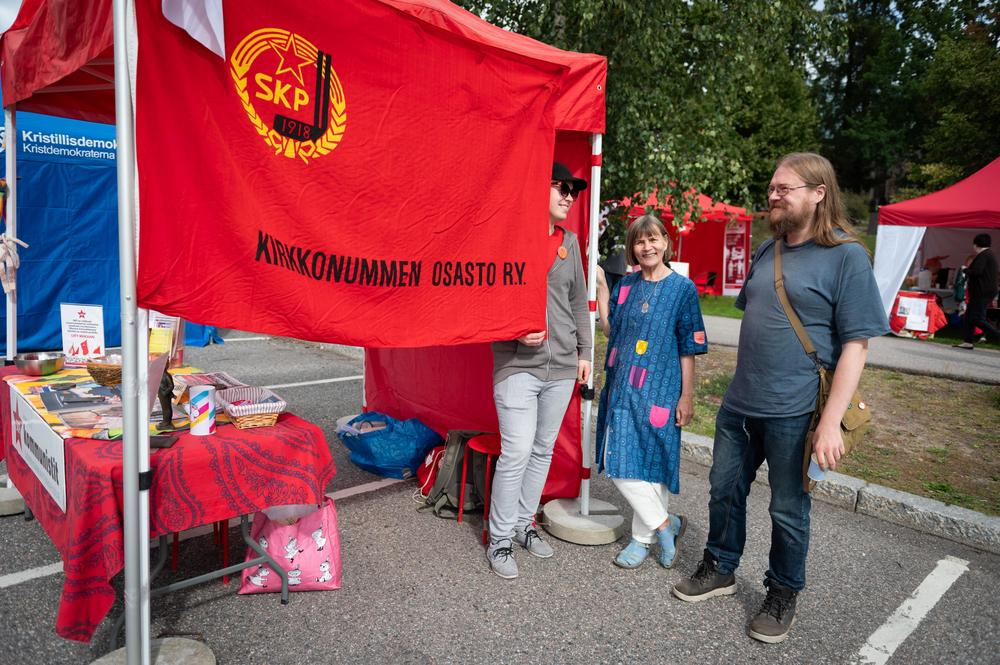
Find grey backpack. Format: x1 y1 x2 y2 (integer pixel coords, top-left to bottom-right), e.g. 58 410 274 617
422 429 491 519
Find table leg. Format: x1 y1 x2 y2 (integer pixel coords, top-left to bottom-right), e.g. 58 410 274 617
221 520 230 585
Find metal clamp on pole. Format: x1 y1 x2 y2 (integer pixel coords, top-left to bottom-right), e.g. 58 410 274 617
138 471 153 492
579 384 595 401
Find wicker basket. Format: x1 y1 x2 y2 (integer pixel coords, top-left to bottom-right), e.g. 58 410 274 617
217 386 286 429
87 361 123 387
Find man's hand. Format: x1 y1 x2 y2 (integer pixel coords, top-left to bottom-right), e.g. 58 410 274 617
577 360 592 384
517 331 546 347
811 421 845 471
675 392 694 426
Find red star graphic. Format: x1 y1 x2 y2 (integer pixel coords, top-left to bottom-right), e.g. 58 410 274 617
78 309 86 318
12 401 22 447
269 34 314 87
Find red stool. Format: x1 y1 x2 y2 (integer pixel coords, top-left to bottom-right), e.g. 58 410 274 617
457 433 501 545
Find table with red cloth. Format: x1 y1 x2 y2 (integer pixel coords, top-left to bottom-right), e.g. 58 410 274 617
0 368 335 642
889 290 948 338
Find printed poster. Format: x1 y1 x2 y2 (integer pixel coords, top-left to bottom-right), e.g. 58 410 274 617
60 303 105 363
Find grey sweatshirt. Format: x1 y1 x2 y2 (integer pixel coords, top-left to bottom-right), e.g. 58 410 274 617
492 227 593 384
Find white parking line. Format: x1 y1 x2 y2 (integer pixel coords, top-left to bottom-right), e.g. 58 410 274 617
264 376 363 390
0 562 63 589
855 555 969 665
0 477 402 589
221 337 270 342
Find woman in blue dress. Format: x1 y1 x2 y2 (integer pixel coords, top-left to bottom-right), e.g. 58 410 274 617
596 214 708 569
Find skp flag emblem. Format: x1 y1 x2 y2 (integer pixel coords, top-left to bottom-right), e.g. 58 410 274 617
230 29 347 163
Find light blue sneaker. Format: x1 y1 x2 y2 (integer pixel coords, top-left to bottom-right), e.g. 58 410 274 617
614 539 650 569
656 514 687 568
486 537 518 579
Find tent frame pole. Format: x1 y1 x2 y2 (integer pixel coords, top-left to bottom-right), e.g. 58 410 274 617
579 133 602 516
4 106 17 362
113 0 151 664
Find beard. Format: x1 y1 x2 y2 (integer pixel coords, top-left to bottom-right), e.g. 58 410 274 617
769 204 811 237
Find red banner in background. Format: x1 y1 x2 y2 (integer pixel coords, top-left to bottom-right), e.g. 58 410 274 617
135 0 567 347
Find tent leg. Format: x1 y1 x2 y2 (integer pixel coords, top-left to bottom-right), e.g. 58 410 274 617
4 106 17 361
541 133 623 546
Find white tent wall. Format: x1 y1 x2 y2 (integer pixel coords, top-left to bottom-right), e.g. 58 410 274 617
874 225 925 313
874 224 1000 314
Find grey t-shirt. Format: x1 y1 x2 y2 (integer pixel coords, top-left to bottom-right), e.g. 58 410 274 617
723 237 889 418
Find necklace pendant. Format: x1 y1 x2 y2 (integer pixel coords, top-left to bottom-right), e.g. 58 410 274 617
641 302 649 314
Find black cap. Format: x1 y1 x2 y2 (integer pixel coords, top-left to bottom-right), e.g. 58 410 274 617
552 162 588 193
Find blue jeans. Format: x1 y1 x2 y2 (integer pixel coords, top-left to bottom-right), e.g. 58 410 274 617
706 405 813 591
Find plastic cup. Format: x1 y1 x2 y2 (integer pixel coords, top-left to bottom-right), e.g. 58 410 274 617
807 456 826 482
188 385 217 436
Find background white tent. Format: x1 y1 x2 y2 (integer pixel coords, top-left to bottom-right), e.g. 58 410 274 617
873 156 1000 314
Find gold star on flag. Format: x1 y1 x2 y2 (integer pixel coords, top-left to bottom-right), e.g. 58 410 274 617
270 34 313 87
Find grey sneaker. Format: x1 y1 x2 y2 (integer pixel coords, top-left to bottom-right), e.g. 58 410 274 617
514 524 554 558
672 550 737 602
748 579 798 643
486 538 518 579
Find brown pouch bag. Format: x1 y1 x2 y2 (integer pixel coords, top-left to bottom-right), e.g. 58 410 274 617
773 241 872 492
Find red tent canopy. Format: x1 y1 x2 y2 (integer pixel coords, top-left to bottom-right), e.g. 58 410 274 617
879 156 1000 228
2 0 606 131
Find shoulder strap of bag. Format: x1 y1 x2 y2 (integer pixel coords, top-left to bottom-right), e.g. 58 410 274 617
773 241 823 370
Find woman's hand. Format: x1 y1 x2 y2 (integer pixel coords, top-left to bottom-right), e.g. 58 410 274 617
517 331 546 346
675 392 694 427
577 360 592 384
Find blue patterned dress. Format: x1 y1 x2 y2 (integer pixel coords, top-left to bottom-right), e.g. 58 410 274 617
595 271 708 492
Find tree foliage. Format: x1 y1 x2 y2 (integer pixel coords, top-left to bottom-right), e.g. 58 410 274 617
455 0 821 246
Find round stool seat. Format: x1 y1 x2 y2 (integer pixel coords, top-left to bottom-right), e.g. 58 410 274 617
467 433 501 456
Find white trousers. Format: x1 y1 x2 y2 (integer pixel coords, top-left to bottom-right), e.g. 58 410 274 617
612 477 670 544
489 373 575 540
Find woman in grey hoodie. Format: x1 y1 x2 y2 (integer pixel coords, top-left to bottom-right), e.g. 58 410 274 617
485 163 593 579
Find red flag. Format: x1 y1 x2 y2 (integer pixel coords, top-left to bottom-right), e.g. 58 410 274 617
135 0 566 347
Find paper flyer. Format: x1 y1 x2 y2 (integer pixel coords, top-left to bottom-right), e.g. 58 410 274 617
60 303 105 363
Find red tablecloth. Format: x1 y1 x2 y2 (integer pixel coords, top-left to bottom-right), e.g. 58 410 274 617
1 370 335 642
889 290 948 338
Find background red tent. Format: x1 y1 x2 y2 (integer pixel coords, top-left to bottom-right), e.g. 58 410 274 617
873 156 1000 313
622 191 753 297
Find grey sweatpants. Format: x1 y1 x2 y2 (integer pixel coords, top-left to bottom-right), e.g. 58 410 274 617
489 373 575 541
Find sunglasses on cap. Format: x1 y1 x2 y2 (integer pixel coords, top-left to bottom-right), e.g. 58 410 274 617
551 181 580 198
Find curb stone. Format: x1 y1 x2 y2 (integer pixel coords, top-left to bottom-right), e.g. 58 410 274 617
679 431 1000 555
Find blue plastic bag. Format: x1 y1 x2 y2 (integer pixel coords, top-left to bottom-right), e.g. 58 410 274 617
337 412 442 479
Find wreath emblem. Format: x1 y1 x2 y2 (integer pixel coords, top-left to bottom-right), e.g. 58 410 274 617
230 29 347 164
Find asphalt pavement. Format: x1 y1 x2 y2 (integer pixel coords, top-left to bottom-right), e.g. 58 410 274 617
0 334 998 664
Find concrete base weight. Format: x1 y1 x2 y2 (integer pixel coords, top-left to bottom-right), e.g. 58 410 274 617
0 476 25 516
91 638 216 665
541 497 626 545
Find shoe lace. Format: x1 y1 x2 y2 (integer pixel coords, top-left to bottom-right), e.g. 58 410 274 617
523 528 541 549
760 587 792 620
692 558 715 582
491 541 514 561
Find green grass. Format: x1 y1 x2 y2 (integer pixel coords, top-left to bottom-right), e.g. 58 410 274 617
917 323 1000 352
697 295 743 319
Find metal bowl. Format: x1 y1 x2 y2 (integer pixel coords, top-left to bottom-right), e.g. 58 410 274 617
13 351 65 376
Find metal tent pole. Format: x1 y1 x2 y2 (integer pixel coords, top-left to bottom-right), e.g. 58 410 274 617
5 107 17 361
112 0 149 663
540 134 623 545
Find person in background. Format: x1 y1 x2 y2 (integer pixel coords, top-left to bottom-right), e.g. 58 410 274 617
486 162 593 579
595 214 707 569
954 233 999 349
672 152 888 644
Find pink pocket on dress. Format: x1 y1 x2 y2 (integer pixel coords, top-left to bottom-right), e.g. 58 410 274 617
617 286 632 304
649 405 671 428
607 347 618 367
628 366 647 389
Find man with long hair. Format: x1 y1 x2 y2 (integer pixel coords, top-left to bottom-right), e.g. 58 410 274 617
672 153 888 643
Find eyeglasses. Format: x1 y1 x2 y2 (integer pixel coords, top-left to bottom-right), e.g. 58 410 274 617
551 181 577 199
766 183 817 198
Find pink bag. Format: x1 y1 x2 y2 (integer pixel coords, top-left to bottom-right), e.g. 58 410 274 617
238 497 342 594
